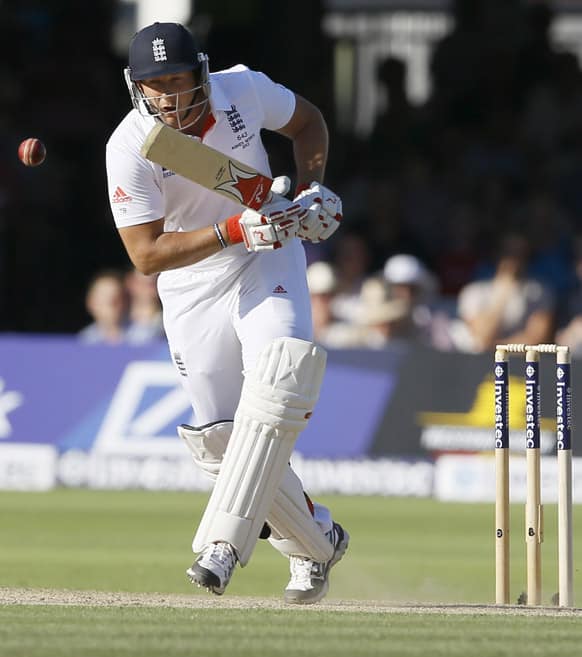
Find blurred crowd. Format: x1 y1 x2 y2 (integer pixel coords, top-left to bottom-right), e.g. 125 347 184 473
0 0 129 332
78 268 164 345
3 0 582 355
307 0 582 356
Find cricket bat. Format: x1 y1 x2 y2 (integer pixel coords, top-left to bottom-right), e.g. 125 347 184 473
140 123 272 210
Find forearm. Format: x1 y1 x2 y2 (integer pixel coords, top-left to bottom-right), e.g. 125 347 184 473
120 202 306 274
469 306 508 350
277 94 329 187
282 98 342 244
119 220 232 275
503 312 554 347
293 112 328 187
152 222 233 271
467 280 516 349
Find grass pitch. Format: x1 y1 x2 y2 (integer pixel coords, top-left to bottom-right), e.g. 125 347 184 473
1 490 582 656
2 604 582 657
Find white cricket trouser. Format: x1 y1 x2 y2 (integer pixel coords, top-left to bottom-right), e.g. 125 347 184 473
158 242 313 423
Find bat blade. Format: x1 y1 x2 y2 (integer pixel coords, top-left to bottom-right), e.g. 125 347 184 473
140 123 272 210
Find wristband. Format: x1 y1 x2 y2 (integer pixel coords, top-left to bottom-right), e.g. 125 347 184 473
213 223 228 249
225 214 244 244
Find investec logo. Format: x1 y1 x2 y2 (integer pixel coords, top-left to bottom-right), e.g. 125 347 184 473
419 371 557 454
524 377 538 448
555 366 571 450
494 369 507 449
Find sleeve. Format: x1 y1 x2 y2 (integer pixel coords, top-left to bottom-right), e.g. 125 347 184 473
105 138 165 229
248 70 296 131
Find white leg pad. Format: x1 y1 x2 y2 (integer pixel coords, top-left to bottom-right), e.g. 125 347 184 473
192 337 327 566
180 422 333 561
178 421 231 479
266 467 334 561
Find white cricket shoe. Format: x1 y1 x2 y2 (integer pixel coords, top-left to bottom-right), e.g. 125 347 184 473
186 542 238 595
284 522 349 605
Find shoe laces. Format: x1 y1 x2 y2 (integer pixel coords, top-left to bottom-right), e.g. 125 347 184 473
288 523 340 586
206 542 237 572
289 556 314 585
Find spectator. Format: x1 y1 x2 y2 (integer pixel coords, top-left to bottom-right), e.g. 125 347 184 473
384 253 437 302
306 261 360 348
455 233 555 352
78 269 129 345
330 231 373 324
124 268 165 344
383 253 454 349
356 275 410 348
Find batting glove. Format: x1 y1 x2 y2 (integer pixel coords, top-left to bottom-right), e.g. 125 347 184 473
225 202 305 252
294 182 342 243
254 175 292 217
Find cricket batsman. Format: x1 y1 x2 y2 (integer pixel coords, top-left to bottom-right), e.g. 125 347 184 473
105 21 348 604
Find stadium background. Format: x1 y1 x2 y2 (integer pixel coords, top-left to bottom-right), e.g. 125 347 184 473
2 0 582 485
4 0 582 334
3 2 582 631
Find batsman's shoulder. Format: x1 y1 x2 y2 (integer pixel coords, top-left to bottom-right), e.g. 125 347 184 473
211 63 264 89
212 63 251 78
107 110 155 154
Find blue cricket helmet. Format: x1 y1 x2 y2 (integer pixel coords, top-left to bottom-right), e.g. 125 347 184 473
123 22 210 131
127 22 203 81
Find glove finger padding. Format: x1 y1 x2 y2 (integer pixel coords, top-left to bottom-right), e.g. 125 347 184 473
295 201 322 239
302 213 340 242
239 203 303 252
294 182 342 243
320 187 343 223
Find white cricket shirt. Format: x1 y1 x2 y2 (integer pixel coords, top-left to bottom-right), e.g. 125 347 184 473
106 65 296 273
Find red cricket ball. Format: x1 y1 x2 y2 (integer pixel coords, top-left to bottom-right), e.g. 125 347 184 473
18 137 46 167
